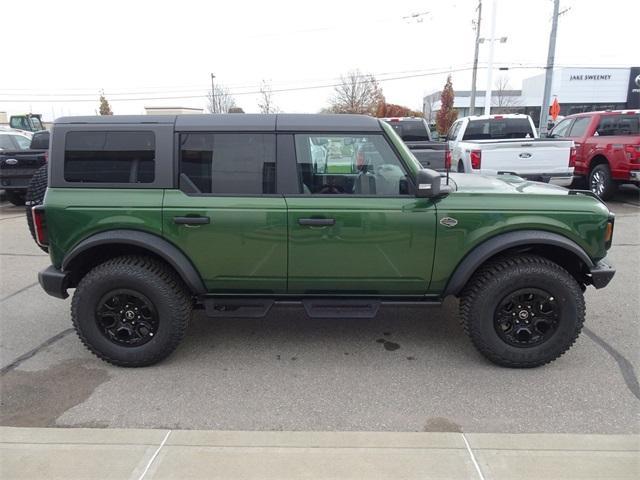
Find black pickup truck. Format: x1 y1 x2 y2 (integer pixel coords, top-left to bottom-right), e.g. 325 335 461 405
0 130 49 205
381 117 449 170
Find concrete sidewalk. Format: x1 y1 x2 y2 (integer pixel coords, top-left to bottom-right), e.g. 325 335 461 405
0 428 638 480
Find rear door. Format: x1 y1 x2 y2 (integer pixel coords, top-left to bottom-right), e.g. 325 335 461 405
284 132 437 295
593 113 640 179
162 131 287 293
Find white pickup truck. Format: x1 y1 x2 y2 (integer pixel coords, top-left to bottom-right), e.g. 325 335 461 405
447 114 575 186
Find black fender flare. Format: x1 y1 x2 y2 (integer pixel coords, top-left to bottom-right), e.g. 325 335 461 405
62 229 206 295
443 230 594 297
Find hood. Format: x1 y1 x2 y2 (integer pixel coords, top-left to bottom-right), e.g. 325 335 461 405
447 173 569 195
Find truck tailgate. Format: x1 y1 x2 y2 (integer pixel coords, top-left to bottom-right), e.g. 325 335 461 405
474 139 573 175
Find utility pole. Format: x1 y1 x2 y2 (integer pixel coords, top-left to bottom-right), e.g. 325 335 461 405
483 0 497 115
539 0 560 137
210 73 216 113
469 0 482 116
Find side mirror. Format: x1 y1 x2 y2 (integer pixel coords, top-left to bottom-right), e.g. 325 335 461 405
415 169 451 198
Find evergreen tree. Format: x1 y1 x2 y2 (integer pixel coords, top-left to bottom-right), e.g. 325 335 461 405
99 93 113 115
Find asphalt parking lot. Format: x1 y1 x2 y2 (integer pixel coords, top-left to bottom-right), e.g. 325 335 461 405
1 188 638 434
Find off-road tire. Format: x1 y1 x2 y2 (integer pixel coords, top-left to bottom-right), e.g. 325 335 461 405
71 255 192 367
6 191 25 206
589 163 617 200
25 165 48 252
459 254 585 368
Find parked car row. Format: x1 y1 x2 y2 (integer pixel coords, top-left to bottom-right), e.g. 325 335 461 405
382 110 639 200
0 130 50 205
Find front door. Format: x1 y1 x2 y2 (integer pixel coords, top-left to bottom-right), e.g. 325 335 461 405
163 132 287 293
286 133 437 295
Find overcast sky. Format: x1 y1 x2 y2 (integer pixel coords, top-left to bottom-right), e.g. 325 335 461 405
2 0 637 120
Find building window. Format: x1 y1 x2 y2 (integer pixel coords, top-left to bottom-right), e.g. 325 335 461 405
64 131 155 183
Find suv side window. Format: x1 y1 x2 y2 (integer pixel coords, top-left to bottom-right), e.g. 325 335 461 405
64 131 155 183
294 134 412 195
179 133 276 194
596 114 640 136
567 117 591 137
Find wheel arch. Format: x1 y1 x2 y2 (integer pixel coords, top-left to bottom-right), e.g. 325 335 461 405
62 229 206 295
443 230 594 297
588 154 609 171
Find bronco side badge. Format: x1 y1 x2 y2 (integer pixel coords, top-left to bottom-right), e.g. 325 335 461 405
440 217 458 228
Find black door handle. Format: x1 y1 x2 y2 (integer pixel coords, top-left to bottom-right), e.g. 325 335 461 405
174 215 210 225
298 218 335 227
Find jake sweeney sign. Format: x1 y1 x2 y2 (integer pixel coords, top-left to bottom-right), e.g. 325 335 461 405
570 73 612 81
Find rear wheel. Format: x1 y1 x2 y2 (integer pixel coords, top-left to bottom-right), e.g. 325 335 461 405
25 165 48 252
5 191 25 206
71 256 192 367
460 254 585 368
589 163 617 200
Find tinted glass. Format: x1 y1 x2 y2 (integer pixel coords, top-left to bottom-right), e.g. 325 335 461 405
30 131 50 150
64 131 155 183
387 120 430 142
295 134 411 195
179 133 276 194
462 118 534 140
596 114 640 136
568 117 591 137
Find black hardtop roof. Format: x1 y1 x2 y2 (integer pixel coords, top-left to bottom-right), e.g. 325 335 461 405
54 113 383 132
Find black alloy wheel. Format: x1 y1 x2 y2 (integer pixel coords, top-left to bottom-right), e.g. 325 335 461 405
494 288 559 347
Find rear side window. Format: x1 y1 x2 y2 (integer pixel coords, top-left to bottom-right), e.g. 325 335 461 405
463 118 534 140
596 114 640 136
179 133 276 194
64 131 155 183
568 117 591 137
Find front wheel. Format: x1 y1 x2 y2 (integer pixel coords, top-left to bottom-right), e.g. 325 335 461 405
71 256 192 367
460 254 585 368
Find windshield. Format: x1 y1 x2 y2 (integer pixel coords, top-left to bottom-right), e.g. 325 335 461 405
463 118 534 140
381 121 421 176
13 135 31 149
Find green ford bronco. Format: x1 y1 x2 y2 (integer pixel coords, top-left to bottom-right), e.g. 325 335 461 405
33 114 615 368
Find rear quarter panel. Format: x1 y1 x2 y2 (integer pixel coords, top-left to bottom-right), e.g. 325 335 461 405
429 191 610 294
44 188 164 268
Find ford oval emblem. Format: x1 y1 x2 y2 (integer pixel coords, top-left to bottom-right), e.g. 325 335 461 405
519 152 532 159
5 158 18 165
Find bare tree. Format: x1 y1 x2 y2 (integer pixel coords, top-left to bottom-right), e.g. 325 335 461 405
207 83 237 113
258 80 280 114
328 70 384 115
492 75 521 109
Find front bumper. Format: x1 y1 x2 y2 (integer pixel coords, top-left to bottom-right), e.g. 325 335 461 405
38 266 70 299
589 258 615 289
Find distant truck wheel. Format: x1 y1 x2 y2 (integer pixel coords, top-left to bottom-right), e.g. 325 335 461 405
25 165 48 252
459 254 585 368
589 163 617 200
71 255 192 367
5 191 25 206
457 161 465 173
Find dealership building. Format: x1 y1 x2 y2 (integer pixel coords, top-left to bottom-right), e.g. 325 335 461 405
424 66 640 125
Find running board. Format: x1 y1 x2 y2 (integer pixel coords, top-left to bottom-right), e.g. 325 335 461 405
201 297 441 319
302 299 380 319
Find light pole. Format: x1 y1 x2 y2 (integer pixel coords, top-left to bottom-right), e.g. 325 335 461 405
469 0 482 116
210 73 216 113
539 0 560 137
482 0 507 115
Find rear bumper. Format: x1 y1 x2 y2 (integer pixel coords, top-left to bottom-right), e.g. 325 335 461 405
589 258 615 289
518 173 574 187
38 266 69 299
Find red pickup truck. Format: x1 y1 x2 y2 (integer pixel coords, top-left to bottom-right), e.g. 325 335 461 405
550 110 640 199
